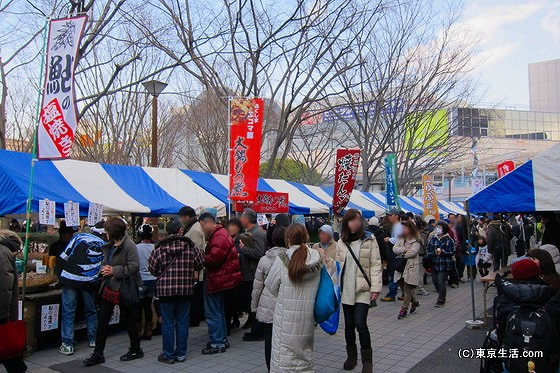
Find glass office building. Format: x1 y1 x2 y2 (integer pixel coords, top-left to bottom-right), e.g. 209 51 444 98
450 107 560 141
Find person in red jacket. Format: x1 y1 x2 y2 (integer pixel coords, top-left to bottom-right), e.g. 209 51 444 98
199 212 241 355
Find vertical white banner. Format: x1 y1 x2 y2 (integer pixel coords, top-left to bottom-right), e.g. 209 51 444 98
39 199 56 225
64 201 80 227
87 202 103 226
37 16 88 159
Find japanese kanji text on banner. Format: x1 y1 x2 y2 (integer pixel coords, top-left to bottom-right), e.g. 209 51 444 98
234 191 289 213
422 175 440 221
229 98 264 203
384 153 401 211
497 160 515 178
332 149 360 216
38 16 88 159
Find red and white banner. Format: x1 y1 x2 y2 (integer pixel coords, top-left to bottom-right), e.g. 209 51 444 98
38 16 88 159
229 98 264 202
234 191 289 213
497 160 515 178
332 148 360 216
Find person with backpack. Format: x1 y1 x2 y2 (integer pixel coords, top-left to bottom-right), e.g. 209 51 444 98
493 258 558 373
336 209 382 373
393 221 421 319
424 221 455 307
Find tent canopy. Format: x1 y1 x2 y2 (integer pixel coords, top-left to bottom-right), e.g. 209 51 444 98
0 149 466 218
467 143 560 213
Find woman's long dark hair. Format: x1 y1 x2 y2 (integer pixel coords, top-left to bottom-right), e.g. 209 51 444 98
340 209 364 242
529 248 560 291
285 224 310 283
402 220 420 241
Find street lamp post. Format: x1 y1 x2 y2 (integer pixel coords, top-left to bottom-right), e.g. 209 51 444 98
142 80 168 167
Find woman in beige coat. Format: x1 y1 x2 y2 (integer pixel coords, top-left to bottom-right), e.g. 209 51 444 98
393 221 421 320
336 209 382 373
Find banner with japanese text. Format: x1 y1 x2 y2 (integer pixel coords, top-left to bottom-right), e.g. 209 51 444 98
332 148 360 215
422 175 440 220
229 98 264 202
384 153 401 211
497 160 515 178
38 16 88 159
234 191 289 213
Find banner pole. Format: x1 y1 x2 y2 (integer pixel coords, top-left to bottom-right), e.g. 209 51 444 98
22 19 49 306
227 96 232 219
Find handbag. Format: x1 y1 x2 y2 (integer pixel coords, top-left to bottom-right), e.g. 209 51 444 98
320 262 341 335
0 320 26 360
344 242 376 308
393 254 407 273
314 265 338 324
101 279 120 305
422 255 433 269
120 269 139 308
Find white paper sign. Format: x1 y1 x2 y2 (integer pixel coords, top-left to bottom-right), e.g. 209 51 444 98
472 178 485 195
39 199 56 225
87 203 104 226
109 305 120 325
18 300 23 321
41 304 59 331
257 213 269 226
64 201 80 227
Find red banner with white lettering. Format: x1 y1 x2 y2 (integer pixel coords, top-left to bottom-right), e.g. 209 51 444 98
229 98 264 202
37 16 88 159
332 148 361 216
234 191 289 213
497 160 515 178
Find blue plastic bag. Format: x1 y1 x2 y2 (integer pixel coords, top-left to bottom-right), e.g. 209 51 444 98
320 263 341 334
314 265 338 324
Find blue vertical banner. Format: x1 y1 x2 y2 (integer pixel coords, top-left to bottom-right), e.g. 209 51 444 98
384 153 401 211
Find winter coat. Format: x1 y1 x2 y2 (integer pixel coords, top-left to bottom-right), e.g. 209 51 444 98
311 240 337 260
542 219 560 250
251 246 286 324
184 221 206 251
336 236 383 301
393 238 421 286
148 235 204 298
238 224 267 282
425 234 456 272
205 225 242 294
266 246 322 373
57 233 105 288
0 236 19 321
494 274 555 343
102 235 142 291
487 220 511 258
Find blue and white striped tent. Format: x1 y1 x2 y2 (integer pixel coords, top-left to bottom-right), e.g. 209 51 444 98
0 149 466 218
467 144 560 213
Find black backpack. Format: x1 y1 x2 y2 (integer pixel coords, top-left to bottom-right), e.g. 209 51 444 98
502 304 559 373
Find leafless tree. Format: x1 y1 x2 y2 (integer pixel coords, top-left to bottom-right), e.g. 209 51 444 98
327 0 474 193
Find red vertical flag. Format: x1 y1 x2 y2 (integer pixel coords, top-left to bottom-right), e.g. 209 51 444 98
332 148 361 216
229 98 264 203
497 160 515 178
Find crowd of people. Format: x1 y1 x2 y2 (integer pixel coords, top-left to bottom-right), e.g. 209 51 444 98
1 207 560 373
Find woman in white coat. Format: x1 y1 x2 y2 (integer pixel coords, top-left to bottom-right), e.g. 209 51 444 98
393 220 421 320
336 209 382 373
265 224 322 373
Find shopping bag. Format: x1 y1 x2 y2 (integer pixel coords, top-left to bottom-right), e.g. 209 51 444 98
314 265 338 324
320 262 341 334
0 320 26 360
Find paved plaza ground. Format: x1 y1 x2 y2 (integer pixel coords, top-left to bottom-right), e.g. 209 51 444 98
3 278 491 373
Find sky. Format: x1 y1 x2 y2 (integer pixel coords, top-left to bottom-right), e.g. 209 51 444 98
458 0 560 108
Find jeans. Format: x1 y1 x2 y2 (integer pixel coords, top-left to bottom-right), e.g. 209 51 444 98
159 299 191 360
432 270 448 302
61 286 97 345
385 271 398 298
342 303 371 350
263 322 273 371
203 282 226 348
94 300 140 355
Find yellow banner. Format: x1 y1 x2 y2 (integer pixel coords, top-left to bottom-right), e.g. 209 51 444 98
422 175 440 221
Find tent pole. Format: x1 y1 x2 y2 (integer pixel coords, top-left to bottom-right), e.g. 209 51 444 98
22 19 49 307
227 96 232 219
465 200 483 329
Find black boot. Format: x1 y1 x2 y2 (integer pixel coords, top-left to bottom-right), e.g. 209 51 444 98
361 348 373 373
343 345 358 370
152 321 162 336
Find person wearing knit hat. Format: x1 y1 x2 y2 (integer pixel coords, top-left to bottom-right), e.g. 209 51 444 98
511 258 541 281
312 225 336 260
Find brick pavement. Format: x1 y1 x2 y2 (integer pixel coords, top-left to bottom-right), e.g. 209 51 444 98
3 278 488 373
